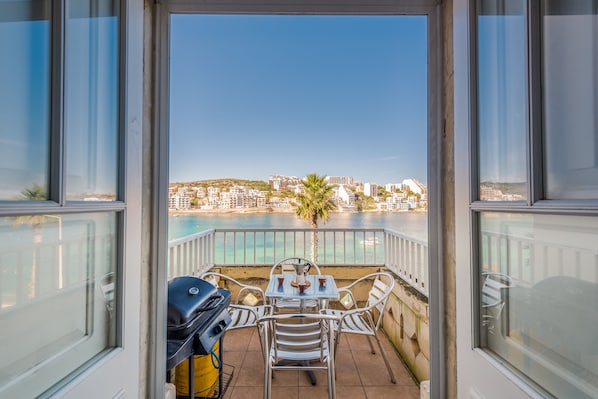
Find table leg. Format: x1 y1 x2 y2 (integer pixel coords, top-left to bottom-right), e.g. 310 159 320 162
188 355 195 399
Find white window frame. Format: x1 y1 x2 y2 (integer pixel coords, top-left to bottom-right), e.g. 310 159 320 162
454 0 598 397
0 0 143 397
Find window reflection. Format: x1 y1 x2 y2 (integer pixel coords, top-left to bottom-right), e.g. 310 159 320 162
543 1 598 199
476 0 528 201
0 0 50 200
479 212 598 399
0 212 117 397
66 0 120 201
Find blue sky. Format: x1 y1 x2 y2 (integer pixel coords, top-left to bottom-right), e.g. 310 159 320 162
169 15 428 186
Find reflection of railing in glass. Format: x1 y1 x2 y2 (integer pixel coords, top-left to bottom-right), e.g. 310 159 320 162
479 214 598 399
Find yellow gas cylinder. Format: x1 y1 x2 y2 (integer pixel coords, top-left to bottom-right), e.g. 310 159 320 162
174 340 220 398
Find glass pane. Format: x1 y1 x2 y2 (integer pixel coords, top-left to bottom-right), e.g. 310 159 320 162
66 0 120 201
0 0 50 200
543 1 598 199
479 212 598 399
0 212 118 397
476 0 528 201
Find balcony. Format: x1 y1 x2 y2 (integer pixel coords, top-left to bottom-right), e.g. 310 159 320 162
168 228 431 398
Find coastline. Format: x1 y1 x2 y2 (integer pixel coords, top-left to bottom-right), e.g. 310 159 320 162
168 207 426 215
169 207 296 215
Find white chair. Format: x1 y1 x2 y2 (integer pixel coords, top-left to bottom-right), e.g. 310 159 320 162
258 313 340 399
481 271 513 334
269 257 321 312
322 271 396 383
201 272 271 330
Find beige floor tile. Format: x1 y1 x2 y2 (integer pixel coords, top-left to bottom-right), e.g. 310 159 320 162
227 386 264 399
224 328 255 352
364 385 421 399
235 351 265 387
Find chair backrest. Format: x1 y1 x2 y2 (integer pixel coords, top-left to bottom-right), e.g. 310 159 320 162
366 272 395 315
481 272 513 312
100 272 116 318
258 313 338 364
343 272 394 330
269 257 321 277
201 271 265 305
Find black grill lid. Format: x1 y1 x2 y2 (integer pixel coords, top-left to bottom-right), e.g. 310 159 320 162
167 276 219 327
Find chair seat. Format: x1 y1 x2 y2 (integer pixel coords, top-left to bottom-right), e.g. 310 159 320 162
229 304 270 330
272 298 319 310
322 308 375 335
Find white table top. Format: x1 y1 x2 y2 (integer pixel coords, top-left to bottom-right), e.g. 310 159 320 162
265 274 339 302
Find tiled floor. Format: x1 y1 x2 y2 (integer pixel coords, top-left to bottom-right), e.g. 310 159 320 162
220 326 421 399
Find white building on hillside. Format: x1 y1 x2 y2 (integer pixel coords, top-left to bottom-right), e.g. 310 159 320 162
336 184 355 205
402 178 427 195
363 182 378 197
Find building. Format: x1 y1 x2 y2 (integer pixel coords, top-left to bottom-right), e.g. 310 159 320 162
268 175 301 191
167 193 191 210
363 182 378 197
326 176 355 186
1 2 597 399
335 184 356 205
402 178 427 196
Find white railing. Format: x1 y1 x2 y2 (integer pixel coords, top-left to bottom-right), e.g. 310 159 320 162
167 228 430 296
384 229 429 296
167 229 216 280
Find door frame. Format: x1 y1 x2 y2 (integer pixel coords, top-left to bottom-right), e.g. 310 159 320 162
152 1 444 398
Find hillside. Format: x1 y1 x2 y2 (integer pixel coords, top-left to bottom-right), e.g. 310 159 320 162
170 178 272 192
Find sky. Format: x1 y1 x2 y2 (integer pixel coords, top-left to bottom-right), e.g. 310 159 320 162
169 15 428 186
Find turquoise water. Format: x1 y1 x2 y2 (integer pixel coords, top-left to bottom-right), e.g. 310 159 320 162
168 211 428 241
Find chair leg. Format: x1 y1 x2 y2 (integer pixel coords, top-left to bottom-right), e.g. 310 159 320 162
366 335 376 354
264 362 272 399
328 359 336 399
374 333 397 384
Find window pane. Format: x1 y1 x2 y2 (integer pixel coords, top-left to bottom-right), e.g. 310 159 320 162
476 0 528 201
479 212 598 398
0 1 50 200
0 212 118 397
543 1 598 199
66 0 120 201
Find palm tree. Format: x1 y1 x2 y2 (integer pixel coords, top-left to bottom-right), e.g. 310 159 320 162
295 174 337 261
13 184 50 298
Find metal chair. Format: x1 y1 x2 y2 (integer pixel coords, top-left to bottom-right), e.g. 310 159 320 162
201 272 271 330
258 313 340 399
321 271 396 383
481 271 513 334
269 257 321 312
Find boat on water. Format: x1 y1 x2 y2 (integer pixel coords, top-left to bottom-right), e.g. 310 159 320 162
360 236 380 246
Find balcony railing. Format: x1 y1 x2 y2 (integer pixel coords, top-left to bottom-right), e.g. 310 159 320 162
168 228 430 296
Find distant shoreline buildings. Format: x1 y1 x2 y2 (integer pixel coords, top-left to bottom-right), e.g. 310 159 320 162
168 174 428 212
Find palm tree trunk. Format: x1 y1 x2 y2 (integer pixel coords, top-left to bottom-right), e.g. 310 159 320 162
29 227 42 299
310 218 318 262
310 230 318 262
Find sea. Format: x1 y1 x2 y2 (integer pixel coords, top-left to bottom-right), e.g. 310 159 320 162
168 211 428 241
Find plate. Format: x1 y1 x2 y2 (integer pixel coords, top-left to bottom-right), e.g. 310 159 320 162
290 280 311 288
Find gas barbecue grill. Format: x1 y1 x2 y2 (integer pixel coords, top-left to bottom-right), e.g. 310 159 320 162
166 276 232 399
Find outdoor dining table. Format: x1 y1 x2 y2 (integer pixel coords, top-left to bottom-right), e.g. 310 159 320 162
265 273 339 313
265 273 340 385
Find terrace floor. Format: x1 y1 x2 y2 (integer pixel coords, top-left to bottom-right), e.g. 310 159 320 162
220 325 421 399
